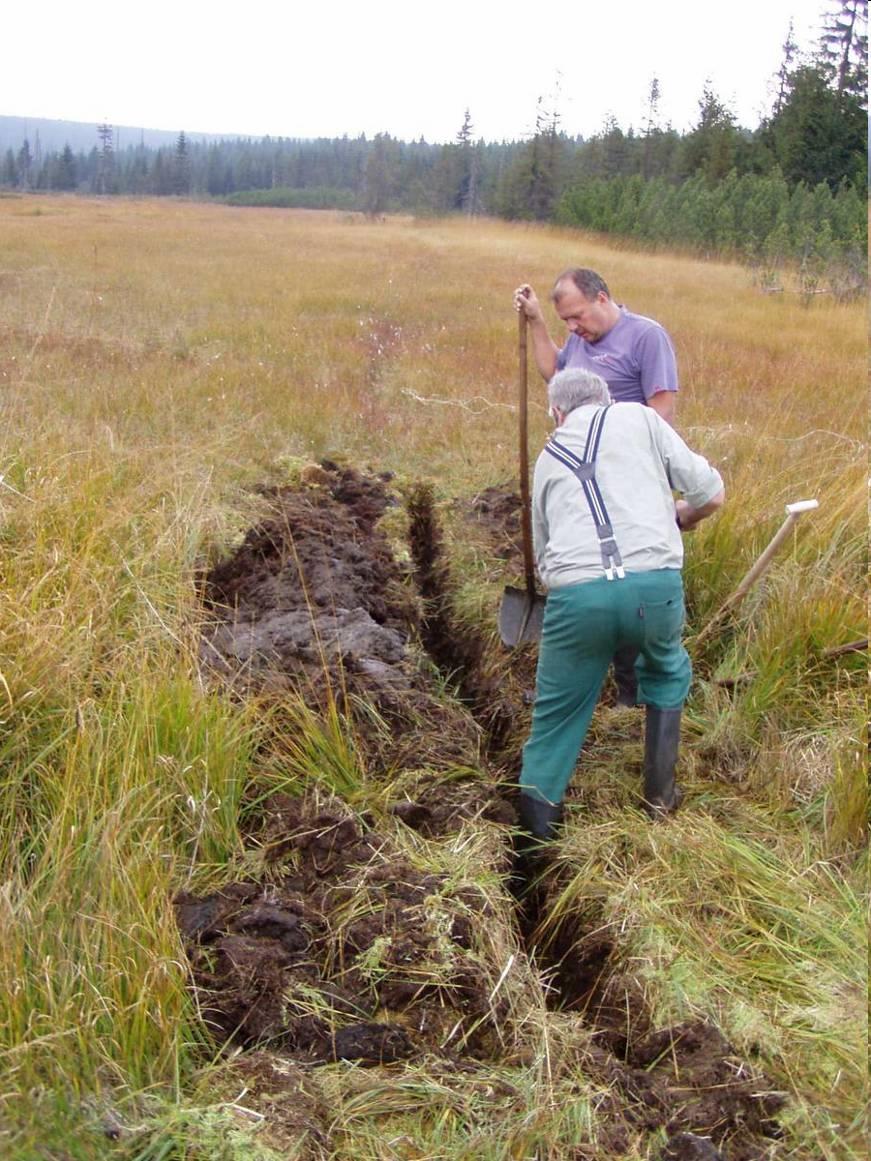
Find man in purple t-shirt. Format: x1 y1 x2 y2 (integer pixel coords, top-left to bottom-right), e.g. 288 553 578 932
512 267 679 704
513 267 677 425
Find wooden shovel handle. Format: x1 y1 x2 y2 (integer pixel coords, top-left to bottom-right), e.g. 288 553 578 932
518 312 536 596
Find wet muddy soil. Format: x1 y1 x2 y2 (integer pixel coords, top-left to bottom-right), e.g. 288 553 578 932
199 465 495 772
175 791 507 1064
459 483 525 566
582 1016 785 1160
200 467 413 702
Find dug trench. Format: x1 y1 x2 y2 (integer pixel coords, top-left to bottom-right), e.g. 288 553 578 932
179 463 785 1159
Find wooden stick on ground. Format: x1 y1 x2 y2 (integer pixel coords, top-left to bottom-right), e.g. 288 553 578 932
822 638 868 658
693 499 819 648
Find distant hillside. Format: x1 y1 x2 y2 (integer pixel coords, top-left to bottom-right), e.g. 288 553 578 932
0 115 230 154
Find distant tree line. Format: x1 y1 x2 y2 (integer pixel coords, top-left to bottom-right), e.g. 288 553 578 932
3 1 865 285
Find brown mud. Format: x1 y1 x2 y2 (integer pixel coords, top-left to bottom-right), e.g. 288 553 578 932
200 465 490 773
406 480 534 756
458 482 525 566
176 790 508 1067
537 906 784 1160
183 462 784 1159
200 466 414 706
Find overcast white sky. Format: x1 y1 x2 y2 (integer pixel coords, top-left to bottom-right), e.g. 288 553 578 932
5 1 828 142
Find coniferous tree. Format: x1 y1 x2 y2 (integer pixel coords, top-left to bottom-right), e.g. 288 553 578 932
767 63 866 191
173 131 191 195
536 94 565 217
127 143 150 194
362 133 398 215
599 116 631 178
641 76 662 178
496 91 565 219
94 124 118 193
455 108 480 215
16 139 32 189
772 22 799 116
55 144 78 190
151 149 175 196
2 148 17 187
678 84 739 182
206 143 229 196
819 0 868 102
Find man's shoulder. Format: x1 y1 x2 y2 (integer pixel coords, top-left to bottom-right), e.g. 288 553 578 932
608 400 653 426
606 401 664 442
618 307 670 336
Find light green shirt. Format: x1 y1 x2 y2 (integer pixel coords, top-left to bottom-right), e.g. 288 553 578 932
532 402 723 589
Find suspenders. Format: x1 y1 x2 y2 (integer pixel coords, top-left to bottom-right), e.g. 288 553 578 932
544 406 626 581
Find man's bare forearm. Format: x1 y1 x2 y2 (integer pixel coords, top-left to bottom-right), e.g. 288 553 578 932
528 317 559 381
648 390 676 426
675 490 725 531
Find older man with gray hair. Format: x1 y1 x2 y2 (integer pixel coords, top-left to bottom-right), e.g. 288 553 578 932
516 367 725 849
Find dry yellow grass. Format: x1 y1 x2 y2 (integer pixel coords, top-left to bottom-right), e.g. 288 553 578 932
4 198 863 478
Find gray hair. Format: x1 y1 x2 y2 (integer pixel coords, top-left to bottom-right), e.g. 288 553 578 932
548 368 611 416
551 267 611 303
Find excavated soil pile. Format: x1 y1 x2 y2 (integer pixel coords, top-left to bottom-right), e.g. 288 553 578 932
199 464 497 774
459 484 525 567
174 791 508 1065
581 1018 785 1161
201 465 415 696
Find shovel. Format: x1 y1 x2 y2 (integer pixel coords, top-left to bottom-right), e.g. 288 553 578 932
498 312 546 646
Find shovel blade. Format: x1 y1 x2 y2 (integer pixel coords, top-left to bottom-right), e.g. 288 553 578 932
499 586 545 647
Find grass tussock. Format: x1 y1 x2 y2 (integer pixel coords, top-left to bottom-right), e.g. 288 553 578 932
0 196 865 1158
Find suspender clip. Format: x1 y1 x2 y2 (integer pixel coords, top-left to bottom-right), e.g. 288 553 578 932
600 537 625 580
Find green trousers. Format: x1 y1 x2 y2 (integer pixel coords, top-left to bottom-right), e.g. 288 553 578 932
520 569 691 806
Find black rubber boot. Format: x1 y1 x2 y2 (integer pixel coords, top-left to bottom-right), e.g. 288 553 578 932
509 792 564 900
612 645 640 707
517 792 564 842
643 707 684 817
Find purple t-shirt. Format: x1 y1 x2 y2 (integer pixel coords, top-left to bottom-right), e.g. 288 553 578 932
556 306 679 405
